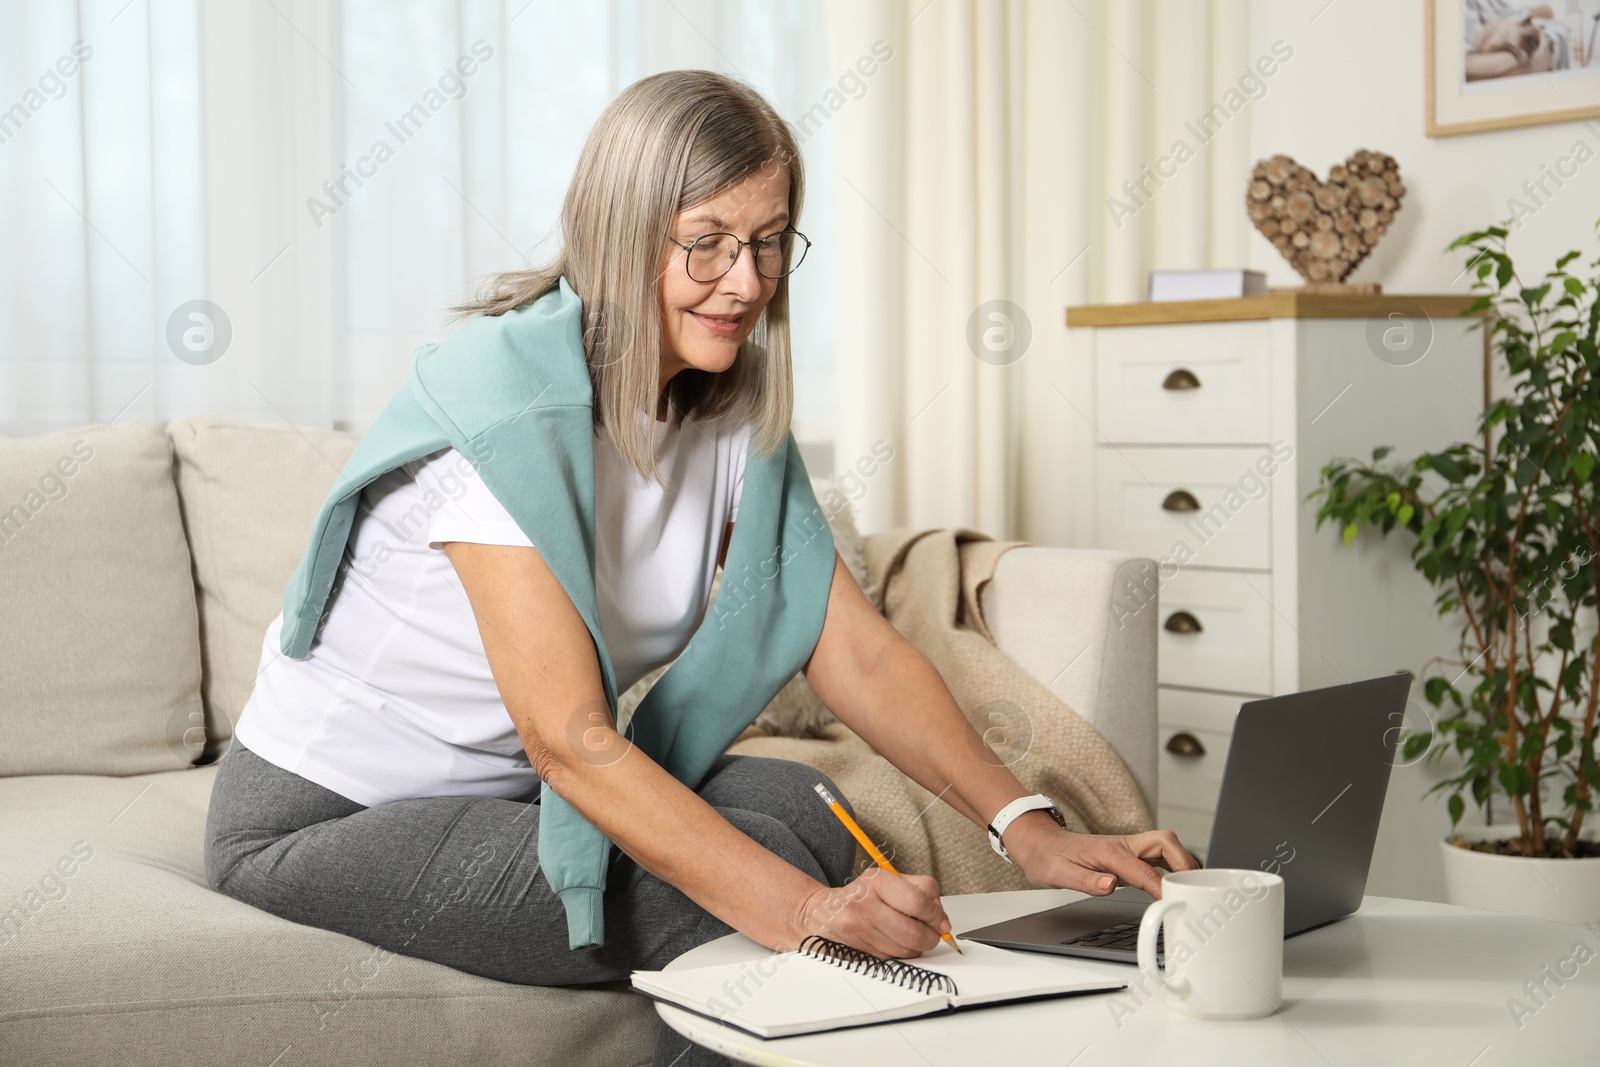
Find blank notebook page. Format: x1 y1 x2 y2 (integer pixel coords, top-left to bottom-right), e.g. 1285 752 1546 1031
633 939 1124 1037
638 949 933 1031
933 939 1122 1006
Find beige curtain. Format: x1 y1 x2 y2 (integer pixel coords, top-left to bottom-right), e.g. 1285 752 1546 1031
825 0 1250 543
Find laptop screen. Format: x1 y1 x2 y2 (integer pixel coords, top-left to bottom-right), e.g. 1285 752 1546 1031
1203 673 1408 934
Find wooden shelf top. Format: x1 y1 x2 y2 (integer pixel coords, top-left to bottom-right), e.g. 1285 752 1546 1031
1066 291 1482 327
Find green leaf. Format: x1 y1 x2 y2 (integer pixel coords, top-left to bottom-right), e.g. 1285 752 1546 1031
1472 776 1493 805
1496 259 1514 288
1551 622 1575 652
1448 793 1465 826
1397 503 1415 527
1373 445 1393 462
1424 676 1453 707
1564 276 1585 297
1343 522 1358 546
1431 454 1468 482
1562 659 1587 695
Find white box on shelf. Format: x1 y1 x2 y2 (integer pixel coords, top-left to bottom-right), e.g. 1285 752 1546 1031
1147 268 1267 302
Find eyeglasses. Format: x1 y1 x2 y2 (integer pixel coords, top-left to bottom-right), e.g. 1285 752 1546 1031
666 227 811 282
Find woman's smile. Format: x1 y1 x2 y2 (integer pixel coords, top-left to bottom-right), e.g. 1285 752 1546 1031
689 310 745 337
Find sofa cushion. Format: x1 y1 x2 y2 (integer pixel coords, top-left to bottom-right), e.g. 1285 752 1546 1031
0 422 204 777
0 765 658 1066
166 417 361 763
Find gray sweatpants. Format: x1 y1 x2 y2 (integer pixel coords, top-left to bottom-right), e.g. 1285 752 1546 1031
204 737 863 1067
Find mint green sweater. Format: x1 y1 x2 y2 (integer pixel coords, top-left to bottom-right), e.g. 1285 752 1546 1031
276 276 836 948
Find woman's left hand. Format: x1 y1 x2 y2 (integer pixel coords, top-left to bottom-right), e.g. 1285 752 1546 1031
1008 820 1200 899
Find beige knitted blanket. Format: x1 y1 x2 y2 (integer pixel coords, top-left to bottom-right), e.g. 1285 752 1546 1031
727 527 1152 893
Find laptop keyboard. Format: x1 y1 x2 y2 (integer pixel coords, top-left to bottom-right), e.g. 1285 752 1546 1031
1062 918 1161 954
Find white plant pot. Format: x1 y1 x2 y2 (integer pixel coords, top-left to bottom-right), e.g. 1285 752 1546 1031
1440 827 1600 926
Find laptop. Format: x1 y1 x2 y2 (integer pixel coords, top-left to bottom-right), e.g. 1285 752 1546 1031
957 674 1409 964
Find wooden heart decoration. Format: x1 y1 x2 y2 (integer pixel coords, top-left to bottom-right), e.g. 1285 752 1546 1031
1245 150 1405 285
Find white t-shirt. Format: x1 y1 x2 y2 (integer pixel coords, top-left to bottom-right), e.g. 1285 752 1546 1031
232 409 752 806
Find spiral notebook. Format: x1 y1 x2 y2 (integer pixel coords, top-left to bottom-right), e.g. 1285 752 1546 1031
630 934 1126 1039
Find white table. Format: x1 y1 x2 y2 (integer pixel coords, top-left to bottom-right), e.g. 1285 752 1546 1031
655 888 1600 1066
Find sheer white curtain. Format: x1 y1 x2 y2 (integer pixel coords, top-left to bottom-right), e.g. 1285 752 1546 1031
826 0 1251 541
1 1 837 444
0 0 207 436
337 0 838 438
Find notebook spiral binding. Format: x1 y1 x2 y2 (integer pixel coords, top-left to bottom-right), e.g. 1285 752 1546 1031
796 935 959 996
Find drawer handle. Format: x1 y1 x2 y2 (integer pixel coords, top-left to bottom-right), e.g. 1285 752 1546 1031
1162 368 1201 391
1161 489 1201 513
1164 610 1203 635
1166 732 1207 757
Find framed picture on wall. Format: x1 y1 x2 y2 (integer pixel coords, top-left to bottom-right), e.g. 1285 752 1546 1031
1426 0 1600 135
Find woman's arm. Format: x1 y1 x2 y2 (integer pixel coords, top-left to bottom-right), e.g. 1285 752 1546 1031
442 538 951 957
801 551 1198 896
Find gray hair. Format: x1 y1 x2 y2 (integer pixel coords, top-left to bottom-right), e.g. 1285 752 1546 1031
452 69 804 485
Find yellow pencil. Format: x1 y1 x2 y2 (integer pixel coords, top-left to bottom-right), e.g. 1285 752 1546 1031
813 782 963 954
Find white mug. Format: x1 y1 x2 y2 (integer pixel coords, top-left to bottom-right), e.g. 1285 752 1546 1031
1135 868 1285 1020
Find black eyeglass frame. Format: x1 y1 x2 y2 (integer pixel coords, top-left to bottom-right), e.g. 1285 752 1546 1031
665 227 812 282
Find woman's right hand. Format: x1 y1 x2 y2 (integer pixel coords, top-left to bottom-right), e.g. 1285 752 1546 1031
787 869 953 959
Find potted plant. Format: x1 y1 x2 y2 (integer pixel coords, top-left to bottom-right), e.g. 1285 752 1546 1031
1311 218 1600 925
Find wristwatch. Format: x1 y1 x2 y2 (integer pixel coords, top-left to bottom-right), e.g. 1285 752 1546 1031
986 793 1066 863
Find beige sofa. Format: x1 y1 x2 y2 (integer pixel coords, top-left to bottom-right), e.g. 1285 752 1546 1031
0 417 1157 1066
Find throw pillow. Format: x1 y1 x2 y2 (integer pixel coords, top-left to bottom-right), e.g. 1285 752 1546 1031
0 422 205 776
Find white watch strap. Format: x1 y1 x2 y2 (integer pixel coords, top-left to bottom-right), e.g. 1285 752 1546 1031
988 793 1057 861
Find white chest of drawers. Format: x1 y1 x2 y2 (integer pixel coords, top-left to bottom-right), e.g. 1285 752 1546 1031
1065 293 1484 867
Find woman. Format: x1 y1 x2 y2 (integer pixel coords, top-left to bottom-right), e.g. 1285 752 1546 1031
204 69 1195 1066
